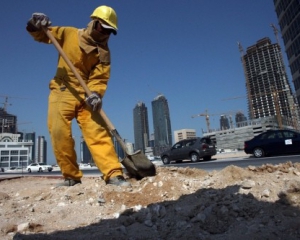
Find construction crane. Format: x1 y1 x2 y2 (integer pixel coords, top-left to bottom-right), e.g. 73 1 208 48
0 95 32 112
192 110 243 132
0 96 12 112
191 109 211 132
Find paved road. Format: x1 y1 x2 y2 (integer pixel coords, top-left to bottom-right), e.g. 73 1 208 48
1 153 300 179
163 154 300 172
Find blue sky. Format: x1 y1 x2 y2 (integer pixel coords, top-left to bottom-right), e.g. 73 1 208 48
0 1 292 164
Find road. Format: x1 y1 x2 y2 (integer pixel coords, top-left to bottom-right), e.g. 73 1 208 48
164 154 300 171
1 154 300 178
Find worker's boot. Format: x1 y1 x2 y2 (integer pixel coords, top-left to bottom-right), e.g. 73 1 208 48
106 175 131 187
56 179 82 187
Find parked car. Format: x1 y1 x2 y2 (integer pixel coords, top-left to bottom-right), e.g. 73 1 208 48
160 137 216 164
26 163 53 173
244 129 300 158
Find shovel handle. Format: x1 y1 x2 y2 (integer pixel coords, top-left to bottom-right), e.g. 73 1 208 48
43 27 128 152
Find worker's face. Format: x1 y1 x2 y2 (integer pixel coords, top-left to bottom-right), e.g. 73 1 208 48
94 20 113 36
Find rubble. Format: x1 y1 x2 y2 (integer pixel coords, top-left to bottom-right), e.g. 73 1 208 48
0 162 300 239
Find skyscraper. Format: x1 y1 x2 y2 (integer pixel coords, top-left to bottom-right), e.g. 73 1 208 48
36 136 47 164
25 132 36 163
80 138 93 164
241 37 296 127
151 95 172 155
273 0 300 104
235 111 247 127
220 115 230 130
133 102 149 153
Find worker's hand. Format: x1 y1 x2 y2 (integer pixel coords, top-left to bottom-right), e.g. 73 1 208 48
86 92 102 111
28 13 52 30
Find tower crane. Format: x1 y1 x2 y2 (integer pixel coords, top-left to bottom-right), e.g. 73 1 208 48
0 95 33 112
0 96 12 112
191 109 211 132
191 110 243 132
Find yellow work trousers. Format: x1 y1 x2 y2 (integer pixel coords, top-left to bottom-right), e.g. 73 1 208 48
47 89 123 181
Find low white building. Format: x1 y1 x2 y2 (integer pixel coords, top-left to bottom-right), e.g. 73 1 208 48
0 133 33 170
174 129 196 143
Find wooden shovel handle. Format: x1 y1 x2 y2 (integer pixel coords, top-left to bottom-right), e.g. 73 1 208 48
43 28 116 132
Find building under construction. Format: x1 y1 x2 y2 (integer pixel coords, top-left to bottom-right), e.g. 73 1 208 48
0 107 17 134
241 37 297 125
203 36 299 150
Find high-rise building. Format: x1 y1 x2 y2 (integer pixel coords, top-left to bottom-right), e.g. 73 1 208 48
80 138 93 164
151 95 172 155
220 115 230 130
0 108 17 134
133 102 149 153
35 136 47 164
273 0 300 104
25 132 36 163
235 112 247 127
241 37 296 127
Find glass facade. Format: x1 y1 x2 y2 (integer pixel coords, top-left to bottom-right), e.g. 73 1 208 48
133 102 149 153
220 115 230 130
151 95 172 155
274 0 300 104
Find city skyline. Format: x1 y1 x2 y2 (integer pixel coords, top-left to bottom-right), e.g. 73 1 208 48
0 1 297 164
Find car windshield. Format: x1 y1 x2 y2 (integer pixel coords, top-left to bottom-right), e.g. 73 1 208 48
201 138 212 144
39 163 47 165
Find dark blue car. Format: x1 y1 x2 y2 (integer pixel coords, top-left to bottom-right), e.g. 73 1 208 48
244 129 300 158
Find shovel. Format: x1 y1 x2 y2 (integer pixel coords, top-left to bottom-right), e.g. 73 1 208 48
43 28 156 179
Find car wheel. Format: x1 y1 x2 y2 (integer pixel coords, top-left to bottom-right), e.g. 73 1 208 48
161 156 170 165
48 169 52 172
203 156 212 161
39 168 43 172
28 168 31 173
253 147 265 158
190 152 199 162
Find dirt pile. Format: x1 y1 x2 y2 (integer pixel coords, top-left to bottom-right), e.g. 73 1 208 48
1 162 300 239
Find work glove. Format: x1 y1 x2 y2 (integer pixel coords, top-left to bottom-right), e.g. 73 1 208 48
28 13 52 30
85 92 102 111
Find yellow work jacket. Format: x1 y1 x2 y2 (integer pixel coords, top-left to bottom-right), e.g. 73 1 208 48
27 26 110 97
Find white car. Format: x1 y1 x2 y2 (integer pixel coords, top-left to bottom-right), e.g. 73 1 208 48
26 163 53 173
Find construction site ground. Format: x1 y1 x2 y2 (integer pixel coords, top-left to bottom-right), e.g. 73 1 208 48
1 152 300 239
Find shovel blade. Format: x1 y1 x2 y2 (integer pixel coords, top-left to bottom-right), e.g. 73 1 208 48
121 151 156 179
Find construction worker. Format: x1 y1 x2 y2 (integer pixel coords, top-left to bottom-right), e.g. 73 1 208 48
26 6 131 187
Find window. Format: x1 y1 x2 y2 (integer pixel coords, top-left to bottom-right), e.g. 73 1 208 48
11 150 19 155
1 151 9 156
1 157 9 162
20 150 27 155
173 142 182 149
283 131 297 138
10 156 18 161
266 132 277 139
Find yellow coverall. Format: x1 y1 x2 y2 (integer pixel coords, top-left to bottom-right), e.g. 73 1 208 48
27 26 123 181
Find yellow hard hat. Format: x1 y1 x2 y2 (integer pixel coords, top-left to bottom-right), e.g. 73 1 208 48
90 5 118 31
